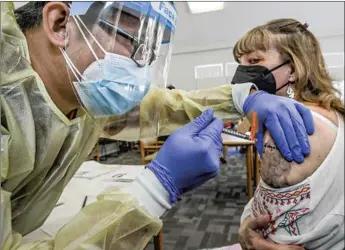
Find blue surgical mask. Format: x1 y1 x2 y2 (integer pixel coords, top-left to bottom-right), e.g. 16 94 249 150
75 53 151 116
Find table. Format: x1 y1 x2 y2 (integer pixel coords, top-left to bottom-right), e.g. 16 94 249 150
23 139 260 245
221 133 259 200
23 162 145 243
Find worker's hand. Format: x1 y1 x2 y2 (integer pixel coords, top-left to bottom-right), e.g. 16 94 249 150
243 91 314 163
239 215 305 250
146 109 223 204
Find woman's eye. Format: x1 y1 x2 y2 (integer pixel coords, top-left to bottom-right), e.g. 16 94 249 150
248 58 260 64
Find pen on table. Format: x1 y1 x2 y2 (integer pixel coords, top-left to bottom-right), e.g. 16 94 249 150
82 196 88 209
55 202 64 208
112 173 126 178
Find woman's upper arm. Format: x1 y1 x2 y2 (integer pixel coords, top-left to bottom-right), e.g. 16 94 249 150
260 110 337 187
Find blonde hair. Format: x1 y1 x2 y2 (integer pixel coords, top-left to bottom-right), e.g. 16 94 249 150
233 18 344 116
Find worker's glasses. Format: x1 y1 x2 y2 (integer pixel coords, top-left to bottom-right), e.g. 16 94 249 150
98 19 156 68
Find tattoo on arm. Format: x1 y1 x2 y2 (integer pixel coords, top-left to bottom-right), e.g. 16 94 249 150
260 142 292 188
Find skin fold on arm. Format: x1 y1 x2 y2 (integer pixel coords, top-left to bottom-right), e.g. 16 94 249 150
260 105 338 188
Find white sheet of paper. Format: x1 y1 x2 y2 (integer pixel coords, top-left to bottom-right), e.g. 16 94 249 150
74 161 120 179
99 165 145 182
41 196 84 236
39 164 145 236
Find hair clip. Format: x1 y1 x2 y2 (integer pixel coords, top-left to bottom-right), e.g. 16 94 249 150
298 22 309 33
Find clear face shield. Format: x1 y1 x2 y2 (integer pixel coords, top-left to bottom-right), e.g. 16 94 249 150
61 2 176 139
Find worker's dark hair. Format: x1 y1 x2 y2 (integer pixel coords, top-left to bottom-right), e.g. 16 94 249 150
14 2 71 32
14 1 105 33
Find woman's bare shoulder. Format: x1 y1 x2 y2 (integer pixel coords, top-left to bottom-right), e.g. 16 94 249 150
260 105 338 188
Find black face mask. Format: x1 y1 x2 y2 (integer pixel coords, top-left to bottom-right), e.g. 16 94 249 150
231 61 290 94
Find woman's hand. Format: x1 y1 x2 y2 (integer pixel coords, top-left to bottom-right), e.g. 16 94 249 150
239 215 305 250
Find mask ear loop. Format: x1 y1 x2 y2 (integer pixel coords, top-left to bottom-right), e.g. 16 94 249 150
61 15 106 83
73 15 102 61
60 48 83 81
76 2 127 58
267 60 291 74
60 48 81 82
59 17 94 82
59 17 92 114
270 60 294 93
77 2 125 57
276 82 291 92
59 31 88 117
75 15 107 55
58 13 81 82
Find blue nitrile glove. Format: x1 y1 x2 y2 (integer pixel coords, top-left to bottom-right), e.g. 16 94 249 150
146 109 223 204
243 91 314 163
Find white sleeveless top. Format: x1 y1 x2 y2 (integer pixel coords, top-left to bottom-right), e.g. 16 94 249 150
241 111 344 250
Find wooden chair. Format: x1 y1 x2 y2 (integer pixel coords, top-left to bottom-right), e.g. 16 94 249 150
139 138 164 165
230 114 261 197
243 113 261 192
253 145 261 187
250 113 261 188
139 137 165 250
88 142 101 162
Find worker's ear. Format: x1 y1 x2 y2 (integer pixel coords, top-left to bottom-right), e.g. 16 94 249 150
42 2 70 48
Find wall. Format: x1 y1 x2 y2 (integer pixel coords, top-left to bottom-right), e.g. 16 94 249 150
168 35 344 90
168 47 232 90
168 1 344 90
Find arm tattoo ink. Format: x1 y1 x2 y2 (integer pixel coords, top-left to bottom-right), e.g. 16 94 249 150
260 142 292 188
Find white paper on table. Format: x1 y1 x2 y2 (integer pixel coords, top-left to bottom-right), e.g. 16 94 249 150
64 178 115 197
56 176 137 207
40 196 84 236
39 164 145 237
40 183 108 237
99 165 145 182
74 160 121 179
41 193 104 237
40 179 101 236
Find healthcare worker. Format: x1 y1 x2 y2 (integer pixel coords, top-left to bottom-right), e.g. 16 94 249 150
1 2 314 249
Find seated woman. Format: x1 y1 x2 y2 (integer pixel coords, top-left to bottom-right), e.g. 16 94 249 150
242 106 343 249
232 18 344 250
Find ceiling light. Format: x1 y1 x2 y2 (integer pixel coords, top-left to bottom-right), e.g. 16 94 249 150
188 2 224 14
